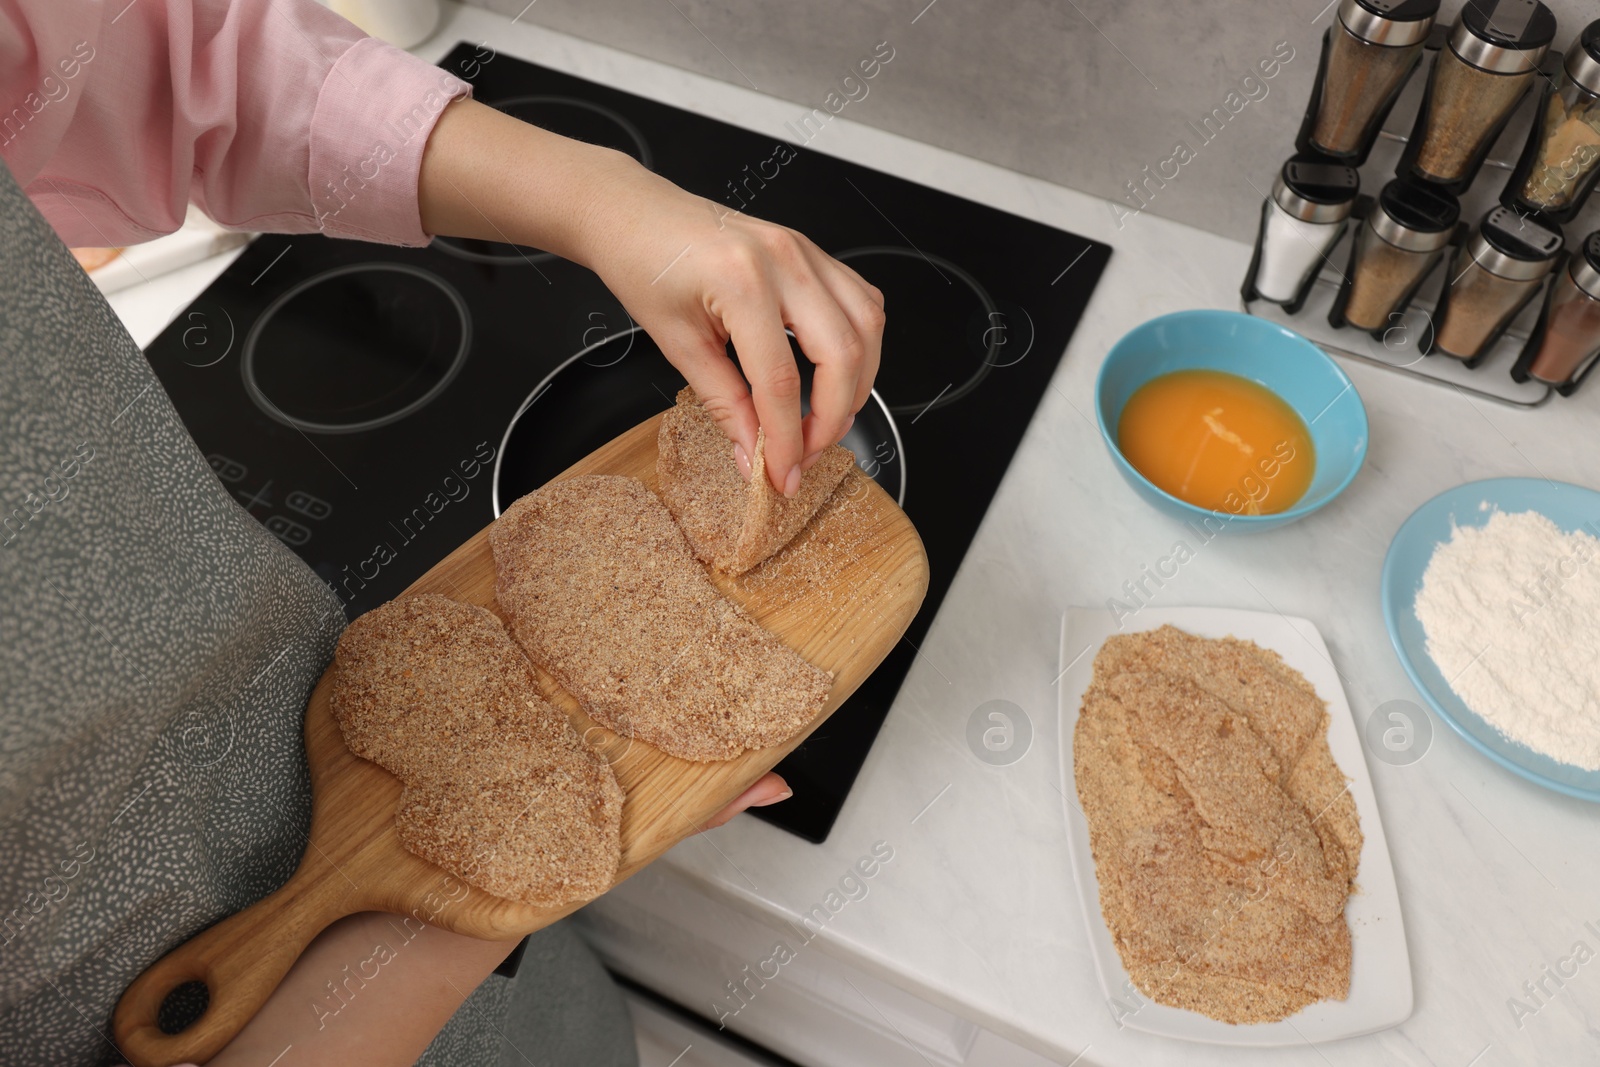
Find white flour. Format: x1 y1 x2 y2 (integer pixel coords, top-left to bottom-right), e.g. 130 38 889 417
1414 508 1600 771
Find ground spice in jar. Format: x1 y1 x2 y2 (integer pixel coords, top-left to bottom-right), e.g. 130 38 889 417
1310 0 1434 158
1521 95 1600 210
1346 236 1438 330
1435 258 1545 356
1408 0 1554 187
1414 48 1535 182
1339 180 1457 333
1435 207 1563 361
1529 285 1600 384
1527 232 1600 386
1517 23 1600 215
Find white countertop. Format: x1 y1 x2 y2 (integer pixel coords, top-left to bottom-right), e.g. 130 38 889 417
108 6 1600 1065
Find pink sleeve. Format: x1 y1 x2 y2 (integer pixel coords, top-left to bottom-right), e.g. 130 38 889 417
0 0 471 248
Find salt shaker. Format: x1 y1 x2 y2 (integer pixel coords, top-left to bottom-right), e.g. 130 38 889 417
1503 20 1600 223
1298 0 1438 164
1512 231 1600 394
1433 206 1563 364
1331 179 1459 335
1243 159 1360 312
1401 0 1556 193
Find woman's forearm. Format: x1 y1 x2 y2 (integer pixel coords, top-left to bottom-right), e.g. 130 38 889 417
417 97 641 269
203 912 520 1067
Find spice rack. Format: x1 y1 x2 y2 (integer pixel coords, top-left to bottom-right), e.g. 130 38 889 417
1244 221 1552 406
1245 1 1600 403
1245 126 1553 407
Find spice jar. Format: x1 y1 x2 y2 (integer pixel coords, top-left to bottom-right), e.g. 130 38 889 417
1402 0 1556 193
1245 159 1360 310
1434 206 1563 364
1512 231 1600 393
1504 21 1600 222
1301 0 1438 163
1332 179 1458 334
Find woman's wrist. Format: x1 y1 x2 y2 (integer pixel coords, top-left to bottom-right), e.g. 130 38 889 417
204 912 520 1067
418 97 649 269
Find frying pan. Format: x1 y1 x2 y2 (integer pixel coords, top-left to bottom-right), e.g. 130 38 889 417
494 325 905 514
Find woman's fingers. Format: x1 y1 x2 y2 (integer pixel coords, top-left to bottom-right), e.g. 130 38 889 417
723 295 805 495
654 323 760 478
827 256 887 312
801 249 886 439
698 772 792 832
781 282 868 465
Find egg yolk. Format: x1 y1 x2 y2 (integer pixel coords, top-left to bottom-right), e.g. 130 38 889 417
1115 369 1315 515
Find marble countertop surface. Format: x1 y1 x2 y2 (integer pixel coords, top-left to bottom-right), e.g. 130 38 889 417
108 6 1600 1065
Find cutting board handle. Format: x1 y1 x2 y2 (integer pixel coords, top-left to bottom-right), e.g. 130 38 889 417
112 856 356 1067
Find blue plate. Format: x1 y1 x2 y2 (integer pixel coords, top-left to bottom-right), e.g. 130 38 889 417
1382 478 1600 800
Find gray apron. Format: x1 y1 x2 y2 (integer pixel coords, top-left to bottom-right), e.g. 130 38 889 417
0 163 635 1067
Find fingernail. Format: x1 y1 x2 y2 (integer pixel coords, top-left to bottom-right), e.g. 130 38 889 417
841 413 855 436
782 465 801 498
753 789 793 807
733 442 752 480
800 451 821 472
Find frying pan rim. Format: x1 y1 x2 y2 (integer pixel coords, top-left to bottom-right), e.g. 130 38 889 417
490 325 905 517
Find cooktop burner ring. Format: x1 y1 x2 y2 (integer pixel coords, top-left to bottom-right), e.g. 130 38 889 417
432 96 653 266
833 245 1002 416
490 325 906 518
241 262 471 434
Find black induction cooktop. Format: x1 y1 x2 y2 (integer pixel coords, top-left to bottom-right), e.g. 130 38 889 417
142 42 1110 843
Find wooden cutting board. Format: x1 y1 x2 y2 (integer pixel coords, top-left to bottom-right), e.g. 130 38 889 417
112 412 929 1067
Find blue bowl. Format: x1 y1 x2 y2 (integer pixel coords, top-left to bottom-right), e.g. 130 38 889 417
1094 310 1368 531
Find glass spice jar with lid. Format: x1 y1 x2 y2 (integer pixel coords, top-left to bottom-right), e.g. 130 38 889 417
1331 179 1459 335
1503 20 1600 222
1511 231 1600 394
1401 0 1556 193
1433 206 1563 365
1243 158 1360 312
1298 0 1438 165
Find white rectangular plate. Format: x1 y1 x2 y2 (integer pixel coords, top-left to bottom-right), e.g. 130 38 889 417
1056 605 1412 1046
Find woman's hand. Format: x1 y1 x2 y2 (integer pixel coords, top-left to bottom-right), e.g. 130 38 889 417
577 165 884 495
700 772 791 831
419 99 884 495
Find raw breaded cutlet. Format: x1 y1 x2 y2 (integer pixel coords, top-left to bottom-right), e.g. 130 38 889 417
1090 626 1362 879
329 593 623 907
490 474 832 761
657 386 855 575
1073 626 1359 1024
